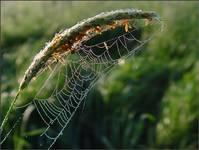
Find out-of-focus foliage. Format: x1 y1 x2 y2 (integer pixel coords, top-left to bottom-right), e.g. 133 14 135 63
1 1 198 149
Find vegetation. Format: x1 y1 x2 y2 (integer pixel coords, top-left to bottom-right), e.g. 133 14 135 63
1 1 198 149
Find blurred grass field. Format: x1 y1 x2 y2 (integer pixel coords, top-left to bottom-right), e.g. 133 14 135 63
1 1 199 149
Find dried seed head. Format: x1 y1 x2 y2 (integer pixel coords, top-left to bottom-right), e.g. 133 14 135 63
18 9 160 91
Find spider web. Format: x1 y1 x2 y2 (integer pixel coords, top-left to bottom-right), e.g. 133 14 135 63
32 20 161 149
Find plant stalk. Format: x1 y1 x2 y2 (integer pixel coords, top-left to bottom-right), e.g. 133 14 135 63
0 89 21 132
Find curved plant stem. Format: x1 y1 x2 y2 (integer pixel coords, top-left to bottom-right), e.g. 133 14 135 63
0 89 21 132
0 8 159 134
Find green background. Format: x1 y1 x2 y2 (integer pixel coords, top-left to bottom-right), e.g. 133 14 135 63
1 1 198 149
